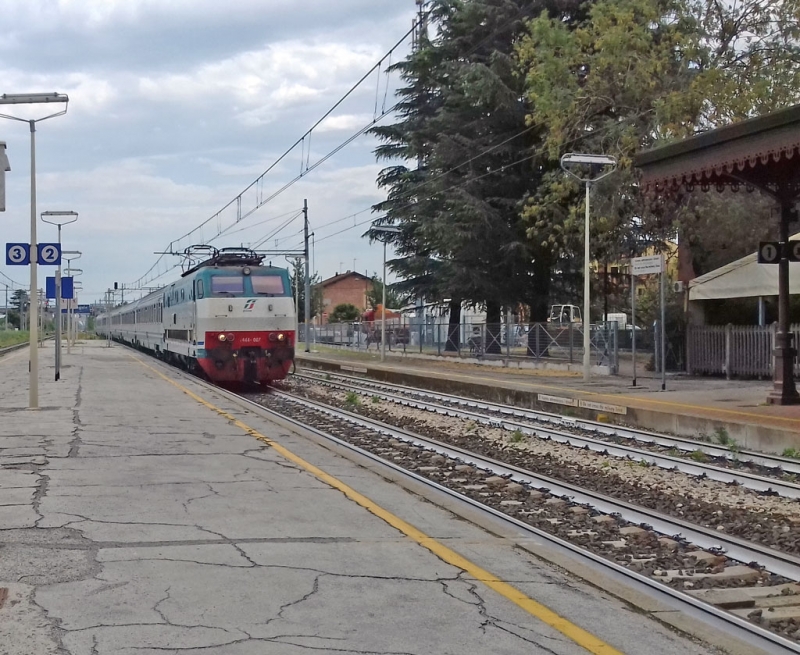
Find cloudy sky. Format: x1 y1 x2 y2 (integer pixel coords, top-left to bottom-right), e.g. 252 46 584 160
0 0 416 304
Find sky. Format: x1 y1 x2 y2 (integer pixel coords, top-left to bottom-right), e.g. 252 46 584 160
0 0 416 305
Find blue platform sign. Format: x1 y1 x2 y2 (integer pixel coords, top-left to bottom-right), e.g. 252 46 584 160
5 243 30 266
76 304 91 314
37 243 61 265
46 276 73 300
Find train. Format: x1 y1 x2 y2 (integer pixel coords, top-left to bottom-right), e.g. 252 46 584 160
97 247 296 384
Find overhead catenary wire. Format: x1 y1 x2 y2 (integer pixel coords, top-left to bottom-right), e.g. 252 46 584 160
127 19 423 291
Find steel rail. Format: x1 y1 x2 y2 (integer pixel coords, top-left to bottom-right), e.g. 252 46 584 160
118 348 800 653
273 389 800 583
295 372 800 498
296 370 800 476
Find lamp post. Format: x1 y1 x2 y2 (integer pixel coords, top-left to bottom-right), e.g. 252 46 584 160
64 263 82 351
560 153 617 382
371 225 401 362
0 92 69 409
41 211 77 381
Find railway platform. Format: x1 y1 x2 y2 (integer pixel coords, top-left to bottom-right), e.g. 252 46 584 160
0 340 760 655
296 348 800 454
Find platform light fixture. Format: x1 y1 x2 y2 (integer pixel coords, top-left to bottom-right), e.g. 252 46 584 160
0 92 69 409
41 211 77 381
560 153 617 382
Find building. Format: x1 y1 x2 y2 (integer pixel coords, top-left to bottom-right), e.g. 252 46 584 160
317 271 373 324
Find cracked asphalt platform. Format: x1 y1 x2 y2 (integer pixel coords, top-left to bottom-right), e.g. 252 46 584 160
0 342 726 655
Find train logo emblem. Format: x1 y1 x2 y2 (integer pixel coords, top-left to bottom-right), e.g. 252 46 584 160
243 299 257 312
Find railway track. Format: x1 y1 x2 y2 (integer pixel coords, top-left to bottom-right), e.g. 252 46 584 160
123 346 800 653
294 369 800 489
229 384 800 652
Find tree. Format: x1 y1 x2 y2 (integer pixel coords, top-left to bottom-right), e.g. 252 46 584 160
8 290 27 330
516 0 800 317
288 259 323 323
329 303 361 323
366 275 404 311
370 0 555 353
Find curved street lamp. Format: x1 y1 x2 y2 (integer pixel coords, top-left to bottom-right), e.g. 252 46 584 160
560 153 617 382
41 210 77 380
0 92 69 408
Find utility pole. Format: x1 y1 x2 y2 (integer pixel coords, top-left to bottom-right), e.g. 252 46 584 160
303 199 311 353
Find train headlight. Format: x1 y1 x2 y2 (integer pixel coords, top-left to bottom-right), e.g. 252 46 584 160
277 333 286 342
218 334 227 342
226 332 235 342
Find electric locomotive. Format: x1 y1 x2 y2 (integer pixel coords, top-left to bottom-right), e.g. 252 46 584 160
97 248 296 384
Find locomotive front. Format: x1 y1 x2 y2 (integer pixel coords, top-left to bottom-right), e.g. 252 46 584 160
194 264 295 384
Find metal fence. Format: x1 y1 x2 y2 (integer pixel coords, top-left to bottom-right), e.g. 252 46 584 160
687 323 800 378
299 321 620 373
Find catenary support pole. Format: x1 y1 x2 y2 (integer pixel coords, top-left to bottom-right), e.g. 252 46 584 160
303 199 310 353
660 254 666 391
381 241 387 362
583 181 591 382
631 268 636 387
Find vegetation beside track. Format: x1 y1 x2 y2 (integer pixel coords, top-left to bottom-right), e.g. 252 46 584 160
0 330 30 348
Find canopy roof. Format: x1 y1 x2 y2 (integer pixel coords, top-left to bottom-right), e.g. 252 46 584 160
689 233 800 301
635 104 800 195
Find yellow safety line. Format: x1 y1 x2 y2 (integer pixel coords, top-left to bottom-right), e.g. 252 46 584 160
314 357 800 429
131 354 624 655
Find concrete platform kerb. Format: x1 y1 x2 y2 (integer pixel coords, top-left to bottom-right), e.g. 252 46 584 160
297 350 800 454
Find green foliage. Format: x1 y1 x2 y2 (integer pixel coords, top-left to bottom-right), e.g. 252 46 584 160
516 0 800 301
288 259 323 323
0 330 29 348
371 395 381 404
329 303 361 323
368 0 800 317
344 391 361 406
690 449 708 462
366 276 404 311
782 448 800 460
510 429 525 443
714 427 731 446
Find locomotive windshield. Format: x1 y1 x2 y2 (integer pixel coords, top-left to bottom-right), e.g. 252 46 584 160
251 275 286 296
211 276 244 295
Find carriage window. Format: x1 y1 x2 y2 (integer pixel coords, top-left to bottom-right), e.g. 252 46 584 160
196 280 204 299
211 276 244 295
251 276 286 296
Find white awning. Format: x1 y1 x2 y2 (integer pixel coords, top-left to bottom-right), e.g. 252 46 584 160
689 233 800 301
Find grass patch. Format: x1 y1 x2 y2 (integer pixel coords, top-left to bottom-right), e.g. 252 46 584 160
0 330 30 348
782 447 800 459
714 427 731 446
690 449 709 463
344 391 361 406
509 429 525 443
371 395 381 404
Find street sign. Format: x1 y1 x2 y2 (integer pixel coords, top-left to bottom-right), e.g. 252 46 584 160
789 241 800 263
632 254 663 275
5 243 30 265
758 241 781 264
46 276 74 300
76 304 91 315
37 243 61 265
